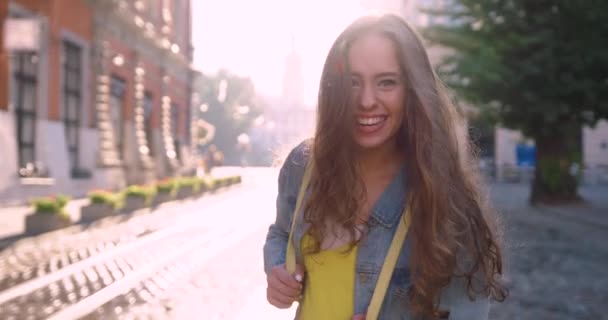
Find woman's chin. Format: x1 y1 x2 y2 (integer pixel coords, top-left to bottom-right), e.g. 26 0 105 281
354 136 390 150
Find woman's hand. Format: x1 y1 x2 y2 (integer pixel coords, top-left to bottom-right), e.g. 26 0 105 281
266 263 305 309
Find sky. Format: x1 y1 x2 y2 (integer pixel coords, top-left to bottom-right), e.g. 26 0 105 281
191 0 376 107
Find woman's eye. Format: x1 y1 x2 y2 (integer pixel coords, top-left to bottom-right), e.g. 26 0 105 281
378 79 397 88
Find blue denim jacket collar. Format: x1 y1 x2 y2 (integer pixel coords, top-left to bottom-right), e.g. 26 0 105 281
292 165 407 263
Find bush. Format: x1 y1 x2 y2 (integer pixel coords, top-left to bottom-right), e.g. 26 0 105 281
56 194 71 208
124 185 156 204
227 175 242 185
88 190 121 209
31 196 70 219
156 179 178 194
205 178 219 190
177 177 203 193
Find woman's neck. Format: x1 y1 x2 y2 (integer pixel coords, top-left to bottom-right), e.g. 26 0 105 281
357 141 403 178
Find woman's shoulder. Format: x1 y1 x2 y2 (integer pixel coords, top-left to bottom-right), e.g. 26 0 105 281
283 139 312 169
278 139 312 190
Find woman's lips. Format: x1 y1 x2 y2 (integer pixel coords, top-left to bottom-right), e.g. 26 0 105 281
356 115 387 134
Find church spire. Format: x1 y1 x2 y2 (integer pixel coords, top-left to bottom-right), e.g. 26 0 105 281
282 35 304 106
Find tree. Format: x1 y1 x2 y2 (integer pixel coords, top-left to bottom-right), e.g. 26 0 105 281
194 70 263 165
424 0 608 203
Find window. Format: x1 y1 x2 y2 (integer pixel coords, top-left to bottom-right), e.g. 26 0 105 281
110 76 126 159
63 41 83 176
143 92 154 156
12 52 38 176
171 103 181 159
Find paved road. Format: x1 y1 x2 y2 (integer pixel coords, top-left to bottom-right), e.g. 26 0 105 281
0 168 296 319
0 168 605 319
487 183 608 320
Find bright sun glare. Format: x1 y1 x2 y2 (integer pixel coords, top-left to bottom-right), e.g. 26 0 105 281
192 0 369 106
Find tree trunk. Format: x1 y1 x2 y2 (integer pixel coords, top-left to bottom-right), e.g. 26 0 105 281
531 128 582 205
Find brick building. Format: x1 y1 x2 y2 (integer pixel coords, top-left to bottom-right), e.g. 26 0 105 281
0 0 195 204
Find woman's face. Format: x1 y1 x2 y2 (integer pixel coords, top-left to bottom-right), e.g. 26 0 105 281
348 32 406 151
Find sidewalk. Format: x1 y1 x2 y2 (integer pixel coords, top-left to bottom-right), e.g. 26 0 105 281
0 167 249 245
537 204 608 229
0 198 89 240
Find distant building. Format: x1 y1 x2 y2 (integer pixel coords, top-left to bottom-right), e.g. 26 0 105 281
583 121 608 184
253 41 316 165
0 0 196 204
494 124 608 184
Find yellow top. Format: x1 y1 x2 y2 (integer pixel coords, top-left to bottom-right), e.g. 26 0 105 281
298 233 358 320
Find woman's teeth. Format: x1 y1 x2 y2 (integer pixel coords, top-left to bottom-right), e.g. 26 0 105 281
357 116 386 126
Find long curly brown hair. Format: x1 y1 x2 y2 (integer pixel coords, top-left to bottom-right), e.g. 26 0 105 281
302 13 507 318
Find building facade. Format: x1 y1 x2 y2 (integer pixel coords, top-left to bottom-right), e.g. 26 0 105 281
254 43 316 164
0 0 195 205
495 123 608 184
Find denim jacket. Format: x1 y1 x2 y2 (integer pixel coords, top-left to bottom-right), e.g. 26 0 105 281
263 142 490 319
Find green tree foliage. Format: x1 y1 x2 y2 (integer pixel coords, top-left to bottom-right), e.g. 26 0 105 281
194 70 263 165
424 0 608 203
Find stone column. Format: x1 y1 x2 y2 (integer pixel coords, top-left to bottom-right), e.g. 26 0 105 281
161 92 179 175
92 10 126 190
130 59 155 184
93 40 122 168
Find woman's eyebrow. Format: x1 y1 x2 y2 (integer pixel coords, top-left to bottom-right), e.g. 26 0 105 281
349 71 400 78
375 72 400 78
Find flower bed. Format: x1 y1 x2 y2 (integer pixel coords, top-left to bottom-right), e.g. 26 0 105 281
154 179 178 205
25 195 72 234
122 185 156 212
81 190 122 223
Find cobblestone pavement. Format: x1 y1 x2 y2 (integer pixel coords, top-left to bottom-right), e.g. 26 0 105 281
0 169 605 319
0 168 294 319
489 183 608 320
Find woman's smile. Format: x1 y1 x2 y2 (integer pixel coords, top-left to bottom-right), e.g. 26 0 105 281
356 115 388 134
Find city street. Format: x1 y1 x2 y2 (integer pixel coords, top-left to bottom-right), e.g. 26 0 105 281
1 0 606 319
0 168 606 319
0 168 296 320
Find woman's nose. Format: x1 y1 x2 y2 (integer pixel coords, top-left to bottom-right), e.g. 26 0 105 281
359 85 377 110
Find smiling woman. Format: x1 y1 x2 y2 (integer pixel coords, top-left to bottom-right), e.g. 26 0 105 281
264 12 508 320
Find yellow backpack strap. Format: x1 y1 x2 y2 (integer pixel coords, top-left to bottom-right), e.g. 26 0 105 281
366 207 412 320
286 160 313 275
